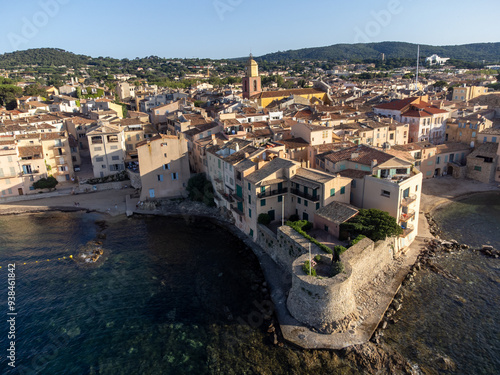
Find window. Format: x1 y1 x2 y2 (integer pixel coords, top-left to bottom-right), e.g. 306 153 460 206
94 147 102 151
95 157 104 162
298 197 301 204
474 166 482 171
163 164 170 170
381 190 390 197
7 188 12 194
249 228 253 237
260 199 266 207
278 195 282 202
110 145 118 150
158 174 163 181
330 188 335 197
436 157 440 164
426 171 432 176
111 156 120 161
248 195 251 204
136 134 141 141
340 186 345 194
304 200 308 207
171 173 178 180
248 183 251 190
316 203 320 210
248 208 252 218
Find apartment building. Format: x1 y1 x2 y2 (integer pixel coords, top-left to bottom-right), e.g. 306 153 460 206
316 144 422 250
86 123 125 178
452 85 489 102
136 134 190 200
445 113 493 146
374 96 450 144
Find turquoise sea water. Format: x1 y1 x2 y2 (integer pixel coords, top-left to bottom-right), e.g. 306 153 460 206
383 192 500 374
0 212 352 375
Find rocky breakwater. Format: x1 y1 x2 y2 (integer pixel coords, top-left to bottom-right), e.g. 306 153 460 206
286 253 357 333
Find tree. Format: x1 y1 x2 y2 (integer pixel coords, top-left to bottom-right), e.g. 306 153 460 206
0 84 22 109
33 176 58 191
433 80 448 88
340 208 403 241
186 173 215 207
23 83 47 97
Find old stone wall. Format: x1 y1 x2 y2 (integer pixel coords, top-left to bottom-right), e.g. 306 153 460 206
287 254 356 329
79 180 130 192
127 170 142 189
466 158 496 183
340 237 394 290
256 224 322 272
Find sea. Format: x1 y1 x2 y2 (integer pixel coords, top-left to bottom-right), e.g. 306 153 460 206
0 191 498 374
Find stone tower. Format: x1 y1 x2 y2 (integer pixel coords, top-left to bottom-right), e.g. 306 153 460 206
242 54 261 99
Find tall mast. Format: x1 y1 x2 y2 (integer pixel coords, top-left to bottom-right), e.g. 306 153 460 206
415 45 420 91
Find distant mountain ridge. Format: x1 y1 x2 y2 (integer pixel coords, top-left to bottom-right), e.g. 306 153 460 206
255 42 500 62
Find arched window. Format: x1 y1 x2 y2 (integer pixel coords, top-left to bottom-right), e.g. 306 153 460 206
243 80 247 92
253 80 257 92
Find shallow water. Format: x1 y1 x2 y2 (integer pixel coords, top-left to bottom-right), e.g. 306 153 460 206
383 192 500 374
0 212 354 375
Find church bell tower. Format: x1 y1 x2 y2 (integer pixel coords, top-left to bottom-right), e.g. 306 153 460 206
242 54 261 99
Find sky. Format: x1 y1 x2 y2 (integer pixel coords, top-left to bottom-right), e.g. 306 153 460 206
1 0 499 60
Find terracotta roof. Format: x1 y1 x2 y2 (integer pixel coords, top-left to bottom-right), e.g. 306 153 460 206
18 145 43 158
256 88 326 99
373 97 419 111
322 144 394 166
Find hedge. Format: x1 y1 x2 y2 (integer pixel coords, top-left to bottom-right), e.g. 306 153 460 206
286 220 333 254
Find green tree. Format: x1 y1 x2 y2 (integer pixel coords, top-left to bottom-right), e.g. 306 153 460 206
340 208 402 241
433 80 448 88
0 84 22 109
23 83 47 97
33 176 58 191
187 173 215 207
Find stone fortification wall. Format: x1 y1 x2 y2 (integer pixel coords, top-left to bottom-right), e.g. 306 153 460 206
256 225 323 272
287 253 356 330
340 237 394 290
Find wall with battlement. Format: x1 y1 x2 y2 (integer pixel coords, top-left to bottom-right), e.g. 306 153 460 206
287 253 356 329
340 237 394 290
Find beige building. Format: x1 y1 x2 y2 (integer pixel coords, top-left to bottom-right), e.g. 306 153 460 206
87 123 126 178
39 132 74 182
452 85 489 102
316 144 422 250
445 113 493 147
0 141 24 197
136 134 190 200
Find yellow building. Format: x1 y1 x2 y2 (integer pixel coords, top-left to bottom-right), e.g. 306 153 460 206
244 56 330 107
452 85 489 102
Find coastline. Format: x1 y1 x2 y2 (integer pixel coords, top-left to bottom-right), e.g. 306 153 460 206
1 178 498 371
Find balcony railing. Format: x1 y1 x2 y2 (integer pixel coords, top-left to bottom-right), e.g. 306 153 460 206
400 225 415 237
230 204 244 216
231 193 244 202
22 170 40 175
290 188 320 202
257 187 288 198
217 190 234 203
401 194 417 206
399 209 415 222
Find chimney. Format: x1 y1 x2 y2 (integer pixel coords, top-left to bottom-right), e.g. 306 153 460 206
371 159 378 168
257 160 266 170
211 134 216 141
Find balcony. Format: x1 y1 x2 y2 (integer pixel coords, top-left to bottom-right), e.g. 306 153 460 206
401 194 417 206
257 187 288 198
230 204 244 216
22 170 40 175
399 209 415 222
231 193 244 202
290 188 320 202
217 190 234 203
400 225 415 238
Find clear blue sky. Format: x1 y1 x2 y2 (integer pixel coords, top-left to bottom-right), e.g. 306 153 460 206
1 0 499 59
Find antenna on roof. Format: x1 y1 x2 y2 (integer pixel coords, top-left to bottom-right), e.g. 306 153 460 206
415 45 420 92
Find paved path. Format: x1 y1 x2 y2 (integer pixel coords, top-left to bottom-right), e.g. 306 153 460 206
0 188 134 217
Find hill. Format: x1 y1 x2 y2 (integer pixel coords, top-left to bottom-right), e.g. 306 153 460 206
0 48 93 67
256 42 500 62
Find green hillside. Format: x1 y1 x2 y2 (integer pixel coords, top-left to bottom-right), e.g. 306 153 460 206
256 42 500 62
